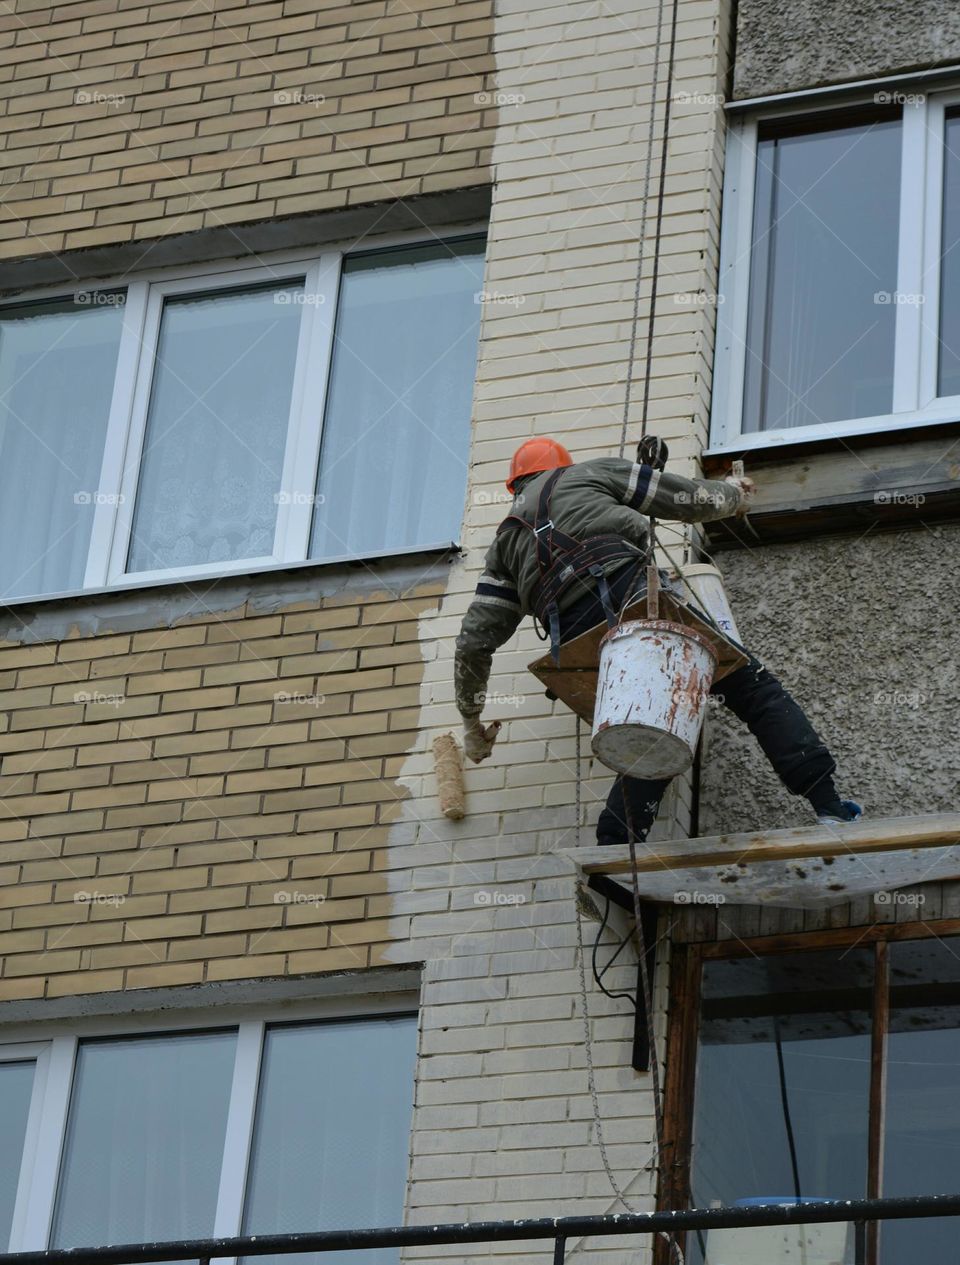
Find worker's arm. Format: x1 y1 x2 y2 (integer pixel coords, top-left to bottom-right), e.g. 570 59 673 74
613 458 749 523
455 541 524 762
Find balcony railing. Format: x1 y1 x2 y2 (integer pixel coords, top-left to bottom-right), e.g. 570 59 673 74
2 1194 960 1265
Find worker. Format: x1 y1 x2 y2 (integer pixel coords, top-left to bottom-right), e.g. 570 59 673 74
454 437 860 845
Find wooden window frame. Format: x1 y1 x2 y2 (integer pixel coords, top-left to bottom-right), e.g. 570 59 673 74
657 918 960 1264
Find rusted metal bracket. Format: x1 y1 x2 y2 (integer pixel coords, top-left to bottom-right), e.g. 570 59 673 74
587 873 661 1072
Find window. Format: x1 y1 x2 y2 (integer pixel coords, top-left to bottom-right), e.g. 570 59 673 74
667 927 960 1265
0 1010 417 1261
0 297 124 599
712 89 960 450
0 233 485 602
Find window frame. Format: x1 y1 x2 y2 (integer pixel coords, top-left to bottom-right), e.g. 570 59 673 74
0 994 418 1255
659 918 960 1265
710 85 960 453
0 224 486 604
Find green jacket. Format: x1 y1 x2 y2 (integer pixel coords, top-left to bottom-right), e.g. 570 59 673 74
454 457 743 718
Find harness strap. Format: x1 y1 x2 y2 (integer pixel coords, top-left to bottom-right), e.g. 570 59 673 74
531 536 642 621
498 467 581 576
589 563 617 630
497 470 645 661
534 537 643 662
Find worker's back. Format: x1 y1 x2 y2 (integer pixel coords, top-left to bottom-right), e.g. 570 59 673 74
493 457 654 615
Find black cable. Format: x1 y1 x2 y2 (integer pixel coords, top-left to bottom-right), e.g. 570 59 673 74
591 897 639 1009
774 1018 803 1202
638 0 681 440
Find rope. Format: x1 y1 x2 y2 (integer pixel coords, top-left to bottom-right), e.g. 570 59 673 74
571 737 685 1261
573 719 637 1213
578 0 686 1250
638 0 682 445
623 786 685 1265
618 0 673 459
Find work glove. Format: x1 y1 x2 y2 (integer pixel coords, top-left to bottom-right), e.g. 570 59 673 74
725 475 756 516
463 716 502 764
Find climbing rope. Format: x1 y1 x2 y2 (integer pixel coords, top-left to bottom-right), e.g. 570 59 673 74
572 727 686 1263
573 719 637 1214
574 0 687 1255
623 791 684 1265
618 0 681 460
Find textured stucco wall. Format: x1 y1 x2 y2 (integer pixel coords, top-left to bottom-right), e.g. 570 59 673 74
733 0 960 98
698 524 960 836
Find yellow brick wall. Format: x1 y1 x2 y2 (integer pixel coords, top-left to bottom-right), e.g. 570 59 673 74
0 0 494 258
0 582 442 1001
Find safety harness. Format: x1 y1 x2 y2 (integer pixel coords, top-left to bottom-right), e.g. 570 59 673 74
496 467 645 662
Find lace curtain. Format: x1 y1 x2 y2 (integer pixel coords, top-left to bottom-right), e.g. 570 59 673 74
127 283 303 573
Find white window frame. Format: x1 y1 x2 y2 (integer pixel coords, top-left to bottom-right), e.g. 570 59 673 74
710 85 960 453
0 225 485 602
0 994 418 1253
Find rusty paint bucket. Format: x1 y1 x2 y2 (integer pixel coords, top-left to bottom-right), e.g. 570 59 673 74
591 619 718 779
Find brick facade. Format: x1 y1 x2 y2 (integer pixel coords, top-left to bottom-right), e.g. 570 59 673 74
0 580 442 999
0 0 494 257
0 0 737 1258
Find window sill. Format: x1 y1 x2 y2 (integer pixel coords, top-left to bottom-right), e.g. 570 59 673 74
0 543 460 614
705 408 960 460
700 421 960 547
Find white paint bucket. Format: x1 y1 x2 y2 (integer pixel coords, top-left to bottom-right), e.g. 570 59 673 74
591 619 718 779
675 563 741 642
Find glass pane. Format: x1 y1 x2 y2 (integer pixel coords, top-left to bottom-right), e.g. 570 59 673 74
689 949 873 1265
127 282 303 573
881 936 960 1264
742 115 901 432
0 295 124 599
242 1015 417 1265
52 1031 236 1247
938 110 960 396
0 1060 35 1249
310 238 484 560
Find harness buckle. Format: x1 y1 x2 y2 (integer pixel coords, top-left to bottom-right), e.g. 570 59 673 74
533 521 554 536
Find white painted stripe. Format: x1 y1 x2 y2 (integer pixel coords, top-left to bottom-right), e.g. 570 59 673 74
475 594 523 612
638 468 662 512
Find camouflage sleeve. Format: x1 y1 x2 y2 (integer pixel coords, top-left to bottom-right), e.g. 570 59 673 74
612 459 744 523
454 538 523 719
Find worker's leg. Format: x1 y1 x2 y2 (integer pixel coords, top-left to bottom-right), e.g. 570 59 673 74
596 774 671 846
713 657 841 811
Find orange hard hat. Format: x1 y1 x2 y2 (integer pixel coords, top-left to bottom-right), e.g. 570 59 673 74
506 437 573 493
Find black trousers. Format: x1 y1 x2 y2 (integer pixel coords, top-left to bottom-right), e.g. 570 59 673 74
558 563 838 846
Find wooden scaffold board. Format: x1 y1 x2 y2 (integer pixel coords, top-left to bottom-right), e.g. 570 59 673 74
528 590 748 724
561 814 960 909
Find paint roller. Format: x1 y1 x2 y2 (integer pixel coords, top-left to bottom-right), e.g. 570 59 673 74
432 731 466 820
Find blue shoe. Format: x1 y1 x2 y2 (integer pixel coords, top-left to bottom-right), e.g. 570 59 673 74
817 799 862 825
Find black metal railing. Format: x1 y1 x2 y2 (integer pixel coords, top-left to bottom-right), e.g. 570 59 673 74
3 1195 960 1265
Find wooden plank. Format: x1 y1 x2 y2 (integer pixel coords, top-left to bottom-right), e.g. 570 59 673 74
655 940 702 1265
578 849 960 909
561 815 960 909
702 425 960 547
699 918 960 958
527 589 748 724
569 814 960 875
867 940 889 1265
